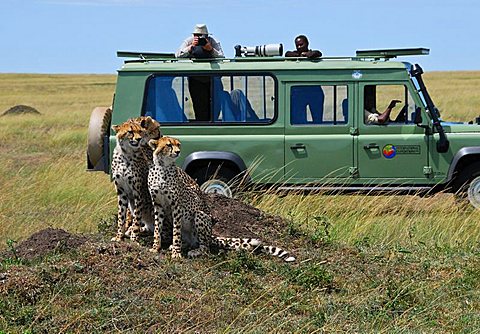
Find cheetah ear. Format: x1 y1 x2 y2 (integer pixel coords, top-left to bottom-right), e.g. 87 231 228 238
112 124 119 133
142 116 156 127
148 139 158 150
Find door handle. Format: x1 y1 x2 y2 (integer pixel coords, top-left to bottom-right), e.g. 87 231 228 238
290 144 306 150
364 143 380 150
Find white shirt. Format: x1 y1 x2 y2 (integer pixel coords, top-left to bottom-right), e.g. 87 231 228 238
175 36 224 58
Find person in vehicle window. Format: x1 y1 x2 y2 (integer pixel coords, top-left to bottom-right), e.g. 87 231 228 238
285 35 322 59
364 87 401 124
175 24 224 59
175 24 224 121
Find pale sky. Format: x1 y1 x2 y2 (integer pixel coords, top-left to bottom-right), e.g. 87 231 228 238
1 0 478 73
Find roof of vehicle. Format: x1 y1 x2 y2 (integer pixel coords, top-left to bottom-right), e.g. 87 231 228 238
118 57 411 73
116 48 428 73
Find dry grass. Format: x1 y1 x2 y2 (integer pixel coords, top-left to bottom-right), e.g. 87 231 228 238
1 72 480 248
0 74 117 245
1 71 480 333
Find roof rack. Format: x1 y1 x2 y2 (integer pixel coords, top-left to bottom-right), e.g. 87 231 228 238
355 48 430 59
116 47 430 64
117 51 176 60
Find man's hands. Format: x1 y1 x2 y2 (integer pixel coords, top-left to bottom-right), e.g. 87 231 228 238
301 50 315 58
191 35 213 52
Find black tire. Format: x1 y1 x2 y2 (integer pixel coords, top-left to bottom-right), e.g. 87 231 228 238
190 163 238 198
87 106 112 170
452 161 480 208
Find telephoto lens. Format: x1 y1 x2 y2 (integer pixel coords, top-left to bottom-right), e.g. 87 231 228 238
234 44 283 57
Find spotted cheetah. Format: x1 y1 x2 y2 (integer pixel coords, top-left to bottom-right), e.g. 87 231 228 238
147 136 295 262
122 116 163 236
110 116 172 245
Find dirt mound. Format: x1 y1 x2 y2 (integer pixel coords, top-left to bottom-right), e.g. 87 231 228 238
206 194 289 242
2 104 41 116
2 196 293 262
7 228 88 261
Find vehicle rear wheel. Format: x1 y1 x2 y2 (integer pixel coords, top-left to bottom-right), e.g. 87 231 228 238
191 163 238 198
200 179 233 198
87 106 112 171
453 161 480 209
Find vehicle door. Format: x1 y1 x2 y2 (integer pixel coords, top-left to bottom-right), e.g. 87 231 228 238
284 83 354 183
356 83 430 182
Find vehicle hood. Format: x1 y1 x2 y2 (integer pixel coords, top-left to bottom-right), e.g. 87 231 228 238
442 121 480 133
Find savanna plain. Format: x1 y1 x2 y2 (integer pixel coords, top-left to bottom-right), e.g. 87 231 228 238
1 72 480 333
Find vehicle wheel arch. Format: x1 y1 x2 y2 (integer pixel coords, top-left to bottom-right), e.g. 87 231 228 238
182 151 247 175
447 147 480 183
182 151 250 196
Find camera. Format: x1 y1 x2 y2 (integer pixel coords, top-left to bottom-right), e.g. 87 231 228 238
234 43 283 57
198 37 207 46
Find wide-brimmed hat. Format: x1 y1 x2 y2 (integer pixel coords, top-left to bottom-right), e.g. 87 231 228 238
193 24 209 35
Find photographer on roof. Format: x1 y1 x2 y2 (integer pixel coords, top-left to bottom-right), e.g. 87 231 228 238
175 24 224 59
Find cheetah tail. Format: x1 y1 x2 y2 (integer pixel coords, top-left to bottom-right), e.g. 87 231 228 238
212 237 296 262
260 244 296 262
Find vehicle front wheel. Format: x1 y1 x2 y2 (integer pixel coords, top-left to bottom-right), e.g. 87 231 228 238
453 161 480 209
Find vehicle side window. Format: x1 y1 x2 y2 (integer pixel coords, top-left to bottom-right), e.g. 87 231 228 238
290 85 348 125
144 74 275 124
363 84 417 125
213 75 275 123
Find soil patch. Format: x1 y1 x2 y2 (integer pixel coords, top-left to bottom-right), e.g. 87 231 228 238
2 195 293 261
2 105 41 116
206 194 290 243
5 228 88 261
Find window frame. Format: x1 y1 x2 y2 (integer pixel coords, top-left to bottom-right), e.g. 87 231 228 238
362 83 417 126
142 72 279 126
289 83 349 126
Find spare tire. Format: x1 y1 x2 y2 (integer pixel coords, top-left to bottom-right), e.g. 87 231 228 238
87 106 112 171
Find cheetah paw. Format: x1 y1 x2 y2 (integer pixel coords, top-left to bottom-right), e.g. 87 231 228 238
171 251 183 259
187 248 208 258
149 247 160 253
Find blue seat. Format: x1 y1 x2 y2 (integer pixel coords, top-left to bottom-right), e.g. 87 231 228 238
230 89 260 122
146 77 187 123
341 98 348 123
220 91 240 122
290 86 324 124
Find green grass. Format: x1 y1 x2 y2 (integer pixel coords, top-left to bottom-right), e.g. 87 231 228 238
1 72 480 333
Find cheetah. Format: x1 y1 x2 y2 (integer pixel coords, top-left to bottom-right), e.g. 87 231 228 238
122 116 163 236
147 136 295 262
110 116 172 245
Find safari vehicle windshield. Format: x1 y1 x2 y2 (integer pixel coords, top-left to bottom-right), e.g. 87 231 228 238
408 64 442 119
409 63 449 152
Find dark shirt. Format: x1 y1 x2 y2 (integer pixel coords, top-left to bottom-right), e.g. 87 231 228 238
285 49 322 58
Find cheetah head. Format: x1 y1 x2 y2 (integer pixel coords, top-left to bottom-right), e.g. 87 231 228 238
112 121 144 151
148 136 181 166
133 116 162 142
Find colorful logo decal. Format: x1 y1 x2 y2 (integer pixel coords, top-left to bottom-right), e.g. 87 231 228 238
352 70 363 79
382 144 396 159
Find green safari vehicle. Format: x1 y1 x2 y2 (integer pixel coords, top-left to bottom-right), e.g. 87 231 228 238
87 46 480 207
